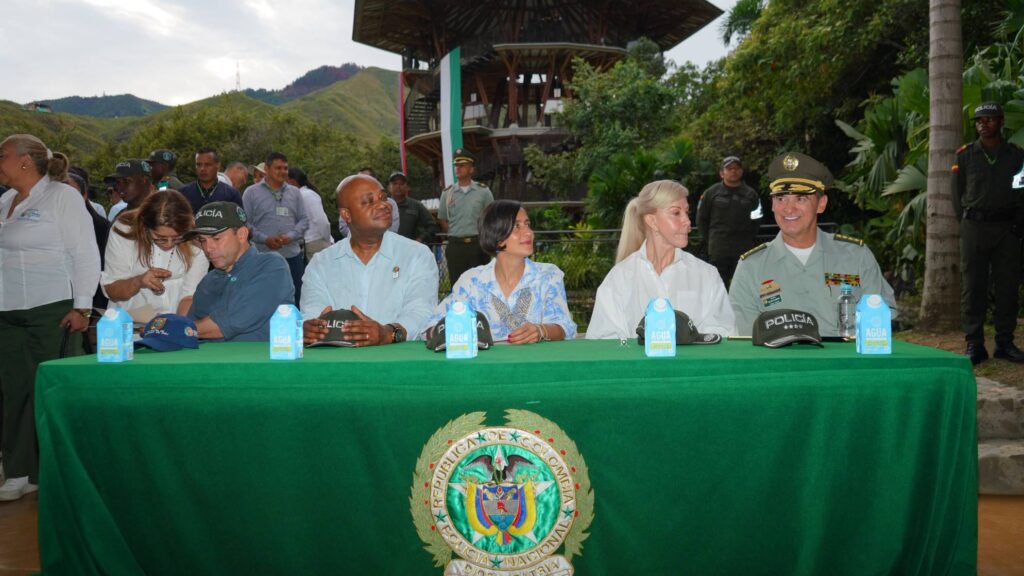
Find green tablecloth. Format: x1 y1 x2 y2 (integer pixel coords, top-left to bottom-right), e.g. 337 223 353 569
36 340 977 575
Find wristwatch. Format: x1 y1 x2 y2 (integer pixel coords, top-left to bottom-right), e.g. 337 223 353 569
75 308 93 319
388 324 406 344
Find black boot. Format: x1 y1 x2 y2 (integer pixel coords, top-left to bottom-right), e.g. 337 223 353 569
966 341 989 365
994 342 1024 363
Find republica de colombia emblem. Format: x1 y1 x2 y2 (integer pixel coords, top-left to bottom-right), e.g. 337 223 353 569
410 411 594 575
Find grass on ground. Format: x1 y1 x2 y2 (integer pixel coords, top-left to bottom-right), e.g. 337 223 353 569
896 324 1024 390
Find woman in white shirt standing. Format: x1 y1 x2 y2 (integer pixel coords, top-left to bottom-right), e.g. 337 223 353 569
0 134 100 501
102 190 208 319
587 180 735 339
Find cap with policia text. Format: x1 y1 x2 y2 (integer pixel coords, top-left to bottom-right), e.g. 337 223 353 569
307 309 360 348
973 101 1004 119
636 309 722 345
186 201 248 237
108 159 152 180
453 149 475 165
767 152 834 196
752 309 823 348
425 312 493 352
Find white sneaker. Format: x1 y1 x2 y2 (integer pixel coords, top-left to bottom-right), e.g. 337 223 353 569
0 476 38 501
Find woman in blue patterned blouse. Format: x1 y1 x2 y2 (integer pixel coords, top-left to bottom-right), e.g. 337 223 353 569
427 200 576 343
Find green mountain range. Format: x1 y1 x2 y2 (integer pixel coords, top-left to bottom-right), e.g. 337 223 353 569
1 66 401 157
43 94 169 118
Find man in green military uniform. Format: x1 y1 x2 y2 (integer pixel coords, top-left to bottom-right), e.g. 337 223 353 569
729 152 896 336
953 101 1024 364
146 149 185 192
389 171 438 244
437 149 493 284
696 155 762 287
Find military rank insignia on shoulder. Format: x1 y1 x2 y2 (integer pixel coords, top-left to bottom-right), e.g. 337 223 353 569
834 234 864 246
956 144 968 154
739 243 768 260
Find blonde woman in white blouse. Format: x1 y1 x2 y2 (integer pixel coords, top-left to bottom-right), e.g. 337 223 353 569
587 180 735 339
0 134 100 501
102 190 207 319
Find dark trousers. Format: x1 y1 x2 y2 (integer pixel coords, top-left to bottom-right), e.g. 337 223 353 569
286 253 305 305
445 237 488 285
960 220 1022 345
0 299 80 482
710 255 740 290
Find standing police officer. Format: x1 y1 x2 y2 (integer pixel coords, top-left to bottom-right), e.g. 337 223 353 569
696 155 762 287
953 101 1024 364
437 149 493 284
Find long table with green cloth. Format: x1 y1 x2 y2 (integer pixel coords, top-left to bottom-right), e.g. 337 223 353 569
35 339 976 575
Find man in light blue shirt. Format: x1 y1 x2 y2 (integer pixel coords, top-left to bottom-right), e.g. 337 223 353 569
243 151 309 302
301 174 438 346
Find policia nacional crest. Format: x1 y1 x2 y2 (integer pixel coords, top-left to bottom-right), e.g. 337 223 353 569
410 411 594 575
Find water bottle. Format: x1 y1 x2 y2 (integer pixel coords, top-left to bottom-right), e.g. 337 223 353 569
837 283 855 338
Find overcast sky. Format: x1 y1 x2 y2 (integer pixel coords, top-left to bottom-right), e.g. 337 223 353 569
2 0 738 106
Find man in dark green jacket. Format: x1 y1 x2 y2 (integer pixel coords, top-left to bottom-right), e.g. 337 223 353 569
696 156 762 287
953 101 1024 364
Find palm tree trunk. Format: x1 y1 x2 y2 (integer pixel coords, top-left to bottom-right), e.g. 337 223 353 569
919 0 962 331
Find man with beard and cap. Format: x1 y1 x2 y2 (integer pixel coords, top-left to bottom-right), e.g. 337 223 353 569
952 101 1024 364
186 201 294 342
729 152 895 337
300 174 438 347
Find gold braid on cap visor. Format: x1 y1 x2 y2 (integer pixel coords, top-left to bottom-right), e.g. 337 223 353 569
769 177 825 195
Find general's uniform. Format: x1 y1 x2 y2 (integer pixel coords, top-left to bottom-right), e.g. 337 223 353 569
728 151 896 337
730 229 896 336
953 139 1024 348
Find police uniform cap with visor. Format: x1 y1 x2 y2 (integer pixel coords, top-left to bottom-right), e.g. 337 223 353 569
973 101 1003 119
453 149 475 165
767 151 834 196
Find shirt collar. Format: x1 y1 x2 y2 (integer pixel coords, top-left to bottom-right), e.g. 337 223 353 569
767 228 826 263
336 231 395 265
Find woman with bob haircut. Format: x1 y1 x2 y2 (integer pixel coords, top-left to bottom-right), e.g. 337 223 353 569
102 190 208 318
0 134 100 501
427 199 576 343
586 180 735 339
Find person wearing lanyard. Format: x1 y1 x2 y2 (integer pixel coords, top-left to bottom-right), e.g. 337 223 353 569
242 151 309 303
177 147 243 214
437 149 493 285
0 134 100 501
101 190 209 320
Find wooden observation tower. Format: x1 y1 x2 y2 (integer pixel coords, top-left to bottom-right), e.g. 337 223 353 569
353 1 723 199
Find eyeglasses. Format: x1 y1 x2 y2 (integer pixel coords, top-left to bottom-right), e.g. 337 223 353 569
150 231 184 246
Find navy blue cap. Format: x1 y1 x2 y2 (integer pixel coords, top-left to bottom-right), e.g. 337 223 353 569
135 314 199 352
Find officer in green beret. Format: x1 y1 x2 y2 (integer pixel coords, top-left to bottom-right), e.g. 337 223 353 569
438 149 493 284
729 152 896 336
952 101 1024 364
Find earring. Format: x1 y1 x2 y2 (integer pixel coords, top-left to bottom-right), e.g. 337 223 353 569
21 165 27 170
